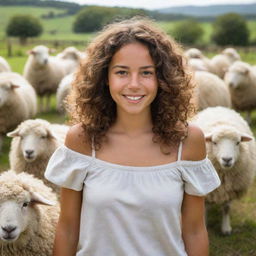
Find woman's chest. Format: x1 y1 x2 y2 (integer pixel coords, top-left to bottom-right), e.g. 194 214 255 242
83 168 184 211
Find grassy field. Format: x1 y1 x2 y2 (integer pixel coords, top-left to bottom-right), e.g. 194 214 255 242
1 4 256 255
0 6 256 44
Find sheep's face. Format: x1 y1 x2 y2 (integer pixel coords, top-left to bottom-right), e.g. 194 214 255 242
8 120 57 162
0 82 19 107
225 64 250 90
223 48 240 62
0 190 54 244
30 45 50 66
19 127 56 162
205 128 253 169
185 48 203 59
0 194 32 243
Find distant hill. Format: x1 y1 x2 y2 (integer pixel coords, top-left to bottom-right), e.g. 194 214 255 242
157 3 256 17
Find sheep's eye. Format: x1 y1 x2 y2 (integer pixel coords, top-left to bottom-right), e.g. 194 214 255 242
213 142 217 145
41 135 47 139
22 202 30 208
236 141 240 145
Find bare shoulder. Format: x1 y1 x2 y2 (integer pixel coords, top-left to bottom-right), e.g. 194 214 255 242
182 123 206 161
65 123 92 156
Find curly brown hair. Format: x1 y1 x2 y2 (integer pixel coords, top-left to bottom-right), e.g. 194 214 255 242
67 17 195 151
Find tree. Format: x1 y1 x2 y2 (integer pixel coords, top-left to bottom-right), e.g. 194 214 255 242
212 13 249 46
170 19 204 45
6 15 43 44
73 6 116 33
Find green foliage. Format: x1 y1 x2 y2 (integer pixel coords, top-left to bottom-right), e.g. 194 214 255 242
212 13 249 46
73 6 117 33
6 14 43 43
169 19 204 45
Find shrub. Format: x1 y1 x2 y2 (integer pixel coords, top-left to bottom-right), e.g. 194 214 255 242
73 6 116 33
170 19 204 45
6 15 43 44
211 13 249 46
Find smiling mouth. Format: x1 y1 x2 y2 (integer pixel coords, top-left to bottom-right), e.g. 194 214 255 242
123 95 144 101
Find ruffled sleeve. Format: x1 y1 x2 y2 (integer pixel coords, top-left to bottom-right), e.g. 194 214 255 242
44 145 92 191
180 158 221 196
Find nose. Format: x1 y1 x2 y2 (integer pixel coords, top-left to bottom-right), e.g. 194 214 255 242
2 225 17 234
229 82 234 88
128 74 140 89
25 150 34 157
222 157 232 164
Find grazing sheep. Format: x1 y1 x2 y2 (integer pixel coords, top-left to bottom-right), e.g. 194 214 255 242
0 72 37 151
56 46 85 62
193 71 231 111
0 170 59 256
192 106 256 235
7 119 69 192
224 60 256 122
56 72 74 113
0 56 11 72
185 48 216 74
23 45 77 112
210 47 241 79
187 58 209 72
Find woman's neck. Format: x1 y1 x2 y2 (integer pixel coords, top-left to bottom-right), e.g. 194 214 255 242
111 111 153 137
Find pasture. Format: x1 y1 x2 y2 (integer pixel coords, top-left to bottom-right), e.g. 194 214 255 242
0 5 256 255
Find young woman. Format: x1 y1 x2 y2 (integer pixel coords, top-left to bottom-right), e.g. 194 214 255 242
45 17 220 256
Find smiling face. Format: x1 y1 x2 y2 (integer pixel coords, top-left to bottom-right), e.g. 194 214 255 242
108 42 158 117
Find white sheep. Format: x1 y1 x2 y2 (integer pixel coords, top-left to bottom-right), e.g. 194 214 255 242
7 119 69 192
192 106 256 235
0 170 59 256
56 72 74 113
193 71 231 111
185 48 216 74
210 47 241 79
224 60 256 123
56 46 85 62
23 45 77 112
0 72 37 151
0 56 11 72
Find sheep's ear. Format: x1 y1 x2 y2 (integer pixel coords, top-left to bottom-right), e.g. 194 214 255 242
7 128 20 137
243 68 249 75
46 129 58 139
205 134 212 142
241 133 253 142
27 50 35 55
30 191 55 206
10 83 20 90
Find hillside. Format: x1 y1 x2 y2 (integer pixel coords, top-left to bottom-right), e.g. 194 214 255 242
158 3 256 17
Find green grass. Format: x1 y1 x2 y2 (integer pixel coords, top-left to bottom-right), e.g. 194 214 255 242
0 5 256 254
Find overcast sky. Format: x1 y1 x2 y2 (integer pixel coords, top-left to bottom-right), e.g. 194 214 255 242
62 0 256 10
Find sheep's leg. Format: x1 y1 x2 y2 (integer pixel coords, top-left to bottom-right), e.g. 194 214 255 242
39 96 43 113
46 95 51 112
245 111 251 124
221 201 232 235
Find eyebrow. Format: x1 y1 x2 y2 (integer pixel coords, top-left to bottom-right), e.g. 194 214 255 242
111 65 155 70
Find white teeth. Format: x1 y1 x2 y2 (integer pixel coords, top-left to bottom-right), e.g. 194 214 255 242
126 96 143 100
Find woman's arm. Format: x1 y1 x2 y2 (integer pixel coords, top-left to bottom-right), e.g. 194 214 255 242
182 193 208 256
181 124 209 256
53 188 82 256
53 124 89 256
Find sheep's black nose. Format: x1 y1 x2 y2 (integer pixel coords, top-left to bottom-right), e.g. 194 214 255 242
2 225 17 234
222 157 232 164
25 150 34 156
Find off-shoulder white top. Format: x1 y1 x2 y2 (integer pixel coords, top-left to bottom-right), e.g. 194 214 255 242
45 142 220 256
